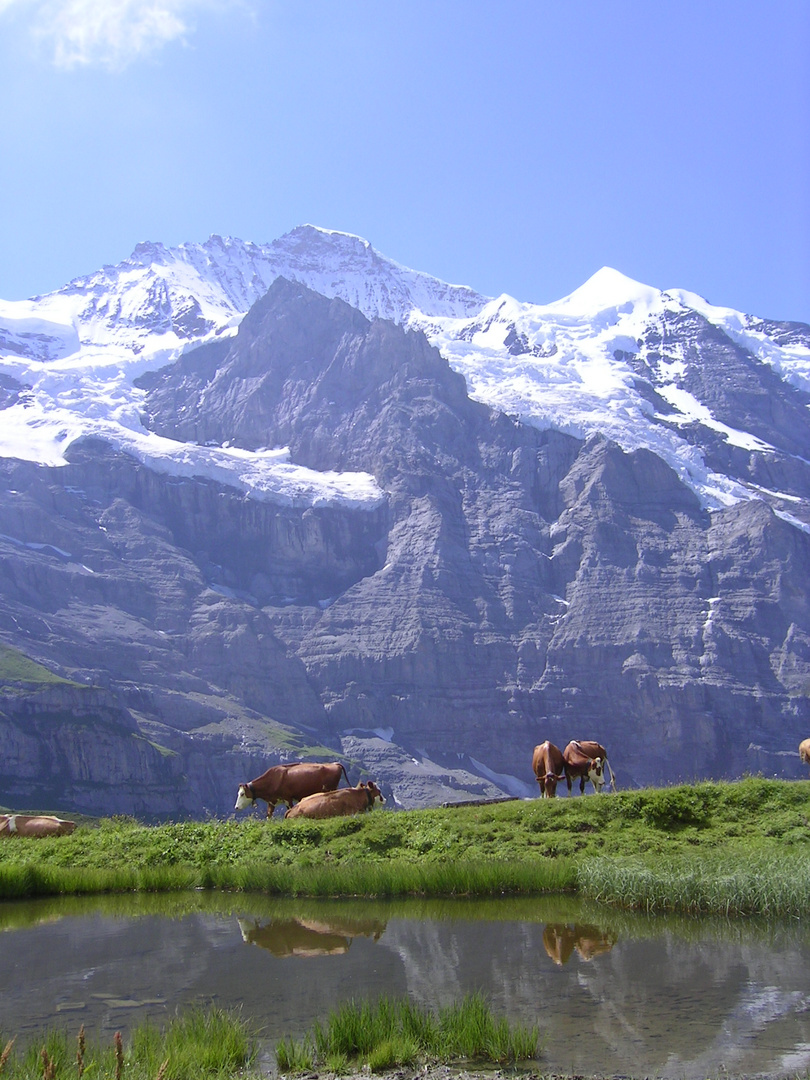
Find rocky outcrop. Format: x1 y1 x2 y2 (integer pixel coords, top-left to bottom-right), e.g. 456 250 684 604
1 278 809 816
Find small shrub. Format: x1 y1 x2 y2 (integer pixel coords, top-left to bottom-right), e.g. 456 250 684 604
639 787 711 830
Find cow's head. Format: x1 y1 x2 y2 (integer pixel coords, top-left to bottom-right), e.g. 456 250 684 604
587 758 605 792
235 783 255 811
541 772 562 798
362 781 385 806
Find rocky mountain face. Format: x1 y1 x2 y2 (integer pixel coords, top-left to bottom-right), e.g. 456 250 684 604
1 233 810 817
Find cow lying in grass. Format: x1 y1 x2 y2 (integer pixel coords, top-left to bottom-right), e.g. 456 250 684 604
284 781 385 819
0 814 76 837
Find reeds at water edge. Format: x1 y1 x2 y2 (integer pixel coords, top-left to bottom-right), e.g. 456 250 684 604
0 999 539 1079
0 1008 254 1080
578 848 810 917
275 992 541 1073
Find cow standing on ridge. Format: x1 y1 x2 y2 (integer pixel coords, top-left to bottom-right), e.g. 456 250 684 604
235 761 350 818
532 741 566 798
562 740 616 794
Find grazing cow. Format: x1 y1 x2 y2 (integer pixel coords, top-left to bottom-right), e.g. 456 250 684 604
0 814 76 838
562 740 616 794
235 761 350 818
284 781 385 820
532 741 566 798
800 739 810 767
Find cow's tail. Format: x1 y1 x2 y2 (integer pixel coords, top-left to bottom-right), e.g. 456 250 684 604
338 762 350 786
605 757 617 791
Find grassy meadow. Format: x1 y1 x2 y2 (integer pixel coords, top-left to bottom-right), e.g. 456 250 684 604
2 776 809 915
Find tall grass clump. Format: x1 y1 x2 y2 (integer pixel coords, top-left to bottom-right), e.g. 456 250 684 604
579 848 810 917
275 1035 316 1074
229 857 574 899
0 1008 255 1080
278 993 540 1071
129 1007 253 1080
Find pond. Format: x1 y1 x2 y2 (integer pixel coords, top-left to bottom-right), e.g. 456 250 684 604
1 891 809 1079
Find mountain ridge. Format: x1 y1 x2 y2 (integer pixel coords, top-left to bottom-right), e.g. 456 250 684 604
2 224 808 519
0 227 809 816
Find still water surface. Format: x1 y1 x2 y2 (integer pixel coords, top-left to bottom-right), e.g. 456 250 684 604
1 892 809 1079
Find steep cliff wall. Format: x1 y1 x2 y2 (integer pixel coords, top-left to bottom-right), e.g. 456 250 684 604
1 278 809 815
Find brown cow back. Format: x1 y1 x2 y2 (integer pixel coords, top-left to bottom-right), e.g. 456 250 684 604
285 782 383 820
563 740 607 772
242 761 349 807
0 814 76 838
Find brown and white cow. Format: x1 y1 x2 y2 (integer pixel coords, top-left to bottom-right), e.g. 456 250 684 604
800 739 810 767
532 741 566 798
235 761 350 818
0 814 76 838
562 740 616 794
283 781 385 820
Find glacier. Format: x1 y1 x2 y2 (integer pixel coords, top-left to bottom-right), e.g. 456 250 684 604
1 223 808 515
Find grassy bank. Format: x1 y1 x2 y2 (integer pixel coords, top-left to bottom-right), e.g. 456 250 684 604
0 998 539 1079
276 993 540 1073
1 777 809 915
0 1008 254 1080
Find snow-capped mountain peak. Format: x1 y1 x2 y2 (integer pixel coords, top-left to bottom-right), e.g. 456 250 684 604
1 225 809 524
547 265 662 319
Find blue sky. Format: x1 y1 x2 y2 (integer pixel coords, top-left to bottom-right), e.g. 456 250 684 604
0 0 808 322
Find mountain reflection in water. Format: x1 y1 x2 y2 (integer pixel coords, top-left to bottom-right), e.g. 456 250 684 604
1 893 808 1080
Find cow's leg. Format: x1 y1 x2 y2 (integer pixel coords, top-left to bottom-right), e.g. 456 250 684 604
266 801 275 819
579 775 586 794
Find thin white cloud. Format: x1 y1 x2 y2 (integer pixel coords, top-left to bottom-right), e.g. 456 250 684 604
1 0 243 70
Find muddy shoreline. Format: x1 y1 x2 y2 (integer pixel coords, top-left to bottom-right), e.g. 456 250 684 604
278 1066 787 1080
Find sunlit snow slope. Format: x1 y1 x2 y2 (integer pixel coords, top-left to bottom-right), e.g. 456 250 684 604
1 224 808 514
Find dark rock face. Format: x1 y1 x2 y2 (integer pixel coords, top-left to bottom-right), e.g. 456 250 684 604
1 278 809 816
631 306 810 523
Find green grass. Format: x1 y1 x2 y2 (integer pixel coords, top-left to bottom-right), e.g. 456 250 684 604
1 778 809 915
0 1007 255 1080
579 846 810 917
276 993 540 1072
0 997 539 1078
0 644 76 686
